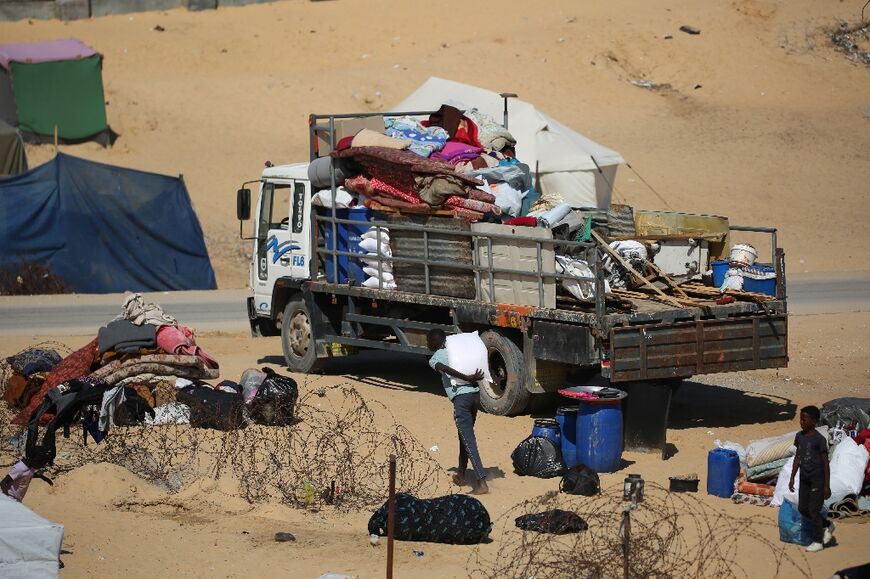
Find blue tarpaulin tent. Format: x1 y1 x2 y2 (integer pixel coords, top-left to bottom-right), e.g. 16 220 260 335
0 153 216 293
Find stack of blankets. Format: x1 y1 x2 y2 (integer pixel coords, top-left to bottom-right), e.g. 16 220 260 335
315 104 538 222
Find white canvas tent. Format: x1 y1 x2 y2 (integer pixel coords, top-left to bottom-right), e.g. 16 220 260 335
0 495 64 578
394 77 624 209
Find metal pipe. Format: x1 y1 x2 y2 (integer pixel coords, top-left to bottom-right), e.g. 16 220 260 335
387 454 396 579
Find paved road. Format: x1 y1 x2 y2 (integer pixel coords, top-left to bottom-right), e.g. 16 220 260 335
0 274 867 336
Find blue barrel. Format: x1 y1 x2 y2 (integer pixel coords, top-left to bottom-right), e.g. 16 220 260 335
555 407 579 468
575 401 623 473
531 419 561 446
707 448 740 497
318 206 372 285
711 260 729 288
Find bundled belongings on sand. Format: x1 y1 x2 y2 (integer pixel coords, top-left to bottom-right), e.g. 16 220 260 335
0 294 302 473
368 492 491 544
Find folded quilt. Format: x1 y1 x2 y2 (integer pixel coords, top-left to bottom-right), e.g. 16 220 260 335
90 354 219 385
746 457 790 481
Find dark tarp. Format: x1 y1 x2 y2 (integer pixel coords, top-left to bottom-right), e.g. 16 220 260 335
0 153 217 293
0 119 27 177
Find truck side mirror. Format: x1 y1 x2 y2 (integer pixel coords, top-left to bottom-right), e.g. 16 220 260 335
237 188 251 221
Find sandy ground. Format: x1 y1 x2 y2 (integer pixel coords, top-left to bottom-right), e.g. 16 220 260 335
1 0 869 576
0 309 867 578
1 0 869 287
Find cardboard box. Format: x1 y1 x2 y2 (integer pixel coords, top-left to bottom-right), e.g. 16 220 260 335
314 115 385 157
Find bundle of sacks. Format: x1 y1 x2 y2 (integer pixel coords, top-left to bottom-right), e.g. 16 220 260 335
359 226 395 290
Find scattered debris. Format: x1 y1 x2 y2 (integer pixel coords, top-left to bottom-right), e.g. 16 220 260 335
274 532 296 542
412 549 425 557
369 534 380 546
679 25 701 35
152 25 165 32
566 16 576 24
693 84 703 90
630 79 673 92
664 35 673 40
830 21 870 65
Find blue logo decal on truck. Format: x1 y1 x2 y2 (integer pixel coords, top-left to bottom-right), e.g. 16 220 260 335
266 235 301 264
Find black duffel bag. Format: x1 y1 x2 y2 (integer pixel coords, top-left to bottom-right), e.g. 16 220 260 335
177 386 244 431
248 367 298 426
368 493 491 544
511 436 565 478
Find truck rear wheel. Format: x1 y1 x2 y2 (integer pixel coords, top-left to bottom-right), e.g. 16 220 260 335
281 297 325 374
479 329 530 416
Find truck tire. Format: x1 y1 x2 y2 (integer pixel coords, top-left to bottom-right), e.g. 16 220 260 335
281 297 324 374
478 329 531 416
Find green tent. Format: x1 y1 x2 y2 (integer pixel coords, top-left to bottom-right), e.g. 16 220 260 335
0 119 27 177
0 39 114 146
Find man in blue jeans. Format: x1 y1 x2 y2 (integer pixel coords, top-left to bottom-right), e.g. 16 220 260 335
427 329 489 495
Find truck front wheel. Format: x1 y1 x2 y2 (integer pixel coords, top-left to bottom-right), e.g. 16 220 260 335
478 330 530 416
281 297 324 374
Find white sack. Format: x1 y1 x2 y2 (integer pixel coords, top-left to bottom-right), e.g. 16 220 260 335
145 403 191 426
312 186 354 208
362 277 397 290
827 437 870 504
771 456 799 507
362 227 390 242
359 238 391 255
555 256 598 301
362 267 394 282
445 331 493 387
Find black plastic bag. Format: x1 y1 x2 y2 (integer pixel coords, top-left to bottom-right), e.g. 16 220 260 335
560 464 600 496
820 397 870 432
249 367 298 426
515 509 588 534
511 436 565 478
368 493 491 544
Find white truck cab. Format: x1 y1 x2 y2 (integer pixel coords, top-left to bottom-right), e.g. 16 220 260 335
247 163 314 323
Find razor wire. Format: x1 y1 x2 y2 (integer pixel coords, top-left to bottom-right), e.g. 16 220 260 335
468 482 809 579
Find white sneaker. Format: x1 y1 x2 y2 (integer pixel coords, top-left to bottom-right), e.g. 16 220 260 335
805 542 823 552
823 521 836 545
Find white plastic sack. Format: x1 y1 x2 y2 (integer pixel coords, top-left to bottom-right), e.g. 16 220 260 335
445 331 493 387
480 180 524 217
555 255 598 301
312 186 354 208
363 267 394 282
771 456 799 507
715 440 748 470
827 437 870 504
361 258 392 271
0 495 64 578
362 227 390 242
359 237 391 255
362 277 397 290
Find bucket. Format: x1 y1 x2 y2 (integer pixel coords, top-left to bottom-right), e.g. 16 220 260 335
706 448 740 498
729 243 757 267
555 407 579 468
742 264 776 296
575 401 623 473
531 418 561 446
317 207 372 285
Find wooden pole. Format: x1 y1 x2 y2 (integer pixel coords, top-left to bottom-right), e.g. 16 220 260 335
387 454 396 579
53 125 58 155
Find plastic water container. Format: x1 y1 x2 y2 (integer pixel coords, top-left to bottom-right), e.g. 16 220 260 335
575 401 623 473
711 259 729 288
318 207 372 285
742 264 776 296
531 418 561 446
555 407 579 468
707 448 740 497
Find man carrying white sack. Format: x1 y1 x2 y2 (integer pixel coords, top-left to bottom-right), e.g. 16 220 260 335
427 329 490 495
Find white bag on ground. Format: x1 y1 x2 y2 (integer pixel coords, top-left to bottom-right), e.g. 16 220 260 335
771 456 799 507
827 437 870 504
445 331 493 387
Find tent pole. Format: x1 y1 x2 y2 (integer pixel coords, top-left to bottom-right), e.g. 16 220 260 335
53 125 58 155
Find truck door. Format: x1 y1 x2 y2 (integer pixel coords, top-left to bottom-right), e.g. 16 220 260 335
252 179 312 317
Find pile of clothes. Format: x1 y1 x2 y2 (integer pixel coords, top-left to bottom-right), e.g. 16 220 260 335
310 104 538 222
